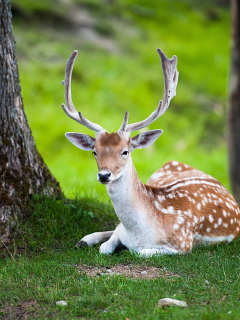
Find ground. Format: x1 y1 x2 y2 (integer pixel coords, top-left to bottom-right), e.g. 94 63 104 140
77 263 179 279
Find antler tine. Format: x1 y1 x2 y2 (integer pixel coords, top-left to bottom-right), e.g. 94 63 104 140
61 50 103 132
118 111 129 132
126 48 179 133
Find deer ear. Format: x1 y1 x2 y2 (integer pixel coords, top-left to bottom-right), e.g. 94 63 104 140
131 130 163 150
65 132 95 151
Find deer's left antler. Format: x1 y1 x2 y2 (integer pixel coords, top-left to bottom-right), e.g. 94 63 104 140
120 48 179 133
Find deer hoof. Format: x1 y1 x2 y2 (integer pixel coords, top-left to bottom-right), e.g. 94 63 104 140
76 240 88 248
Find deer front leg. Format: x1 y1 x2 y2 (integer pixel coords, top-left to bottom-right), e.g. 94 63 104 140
76 231 114 247
99 229 122 254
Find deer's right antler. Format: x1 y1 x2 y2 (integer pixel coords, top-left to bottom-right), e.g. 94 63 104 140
61 50 104 132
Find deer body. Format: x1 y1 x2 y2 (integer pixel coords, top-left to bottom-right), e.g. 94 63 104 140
61 49 240 256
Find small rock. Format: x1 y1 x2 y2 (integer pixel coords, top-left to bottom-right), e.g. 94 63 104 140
141 271 147 275
158 298 188 308
56 300 68 306
106 269 113 273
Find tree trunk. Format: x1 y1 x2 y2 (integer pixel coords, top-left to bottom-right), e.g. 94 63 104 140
0 0 62 245
229 0 240 206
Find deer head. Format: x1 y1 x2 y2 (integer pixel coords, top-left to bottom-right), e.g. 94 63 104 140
62 49 178 184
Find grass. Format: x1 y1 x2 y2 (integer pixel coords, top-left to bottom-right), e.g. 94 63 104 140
11 0 232 197
1 196 240 319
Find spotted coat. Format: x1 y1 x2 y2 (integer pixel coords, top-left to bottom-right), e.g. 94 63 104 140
147 160 240 252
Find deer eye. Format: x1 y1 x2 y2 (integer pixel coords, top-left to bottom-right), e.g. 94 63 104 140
121 150 129 156
92 151 97 156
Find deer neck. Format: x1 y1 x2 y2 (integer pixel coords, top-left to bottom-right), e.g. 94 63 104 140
106 157 149 228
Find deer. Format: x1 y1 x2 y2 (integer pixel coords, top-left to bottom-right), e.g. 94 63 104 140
61 49 240 257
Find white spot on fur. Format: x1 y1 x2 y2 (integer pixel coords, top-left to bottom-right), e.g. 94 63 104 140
167 206 175 214
181 242 185 248
222 210 227 217
162 208 169 214
209 215 214 223
226 202 232 209
185 210 192 217
173 224 179 230
194 216 198 224
158 195 166 202
150 171 164 180
177 216 185 224
154 201 161 211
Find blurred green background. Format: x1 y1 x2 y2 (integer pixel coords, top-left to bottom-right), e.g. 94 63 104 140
11 0 231 200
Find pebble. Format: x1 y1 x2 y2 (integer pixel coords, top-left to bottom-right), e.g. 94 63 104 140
56 300 68 306
106 269 113 273
158 298 188 308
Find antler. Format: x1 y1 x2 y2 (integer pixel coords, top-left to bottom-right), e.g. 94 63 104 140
122 48 179 133
61 50 104 132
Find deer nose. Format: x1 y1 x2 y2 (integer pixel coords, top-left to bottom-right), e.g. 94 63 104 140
98 172 111 183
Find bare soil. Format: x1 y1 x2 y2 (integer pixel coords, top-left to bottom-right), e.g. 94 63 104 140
0 300 40 320
77 264 179 279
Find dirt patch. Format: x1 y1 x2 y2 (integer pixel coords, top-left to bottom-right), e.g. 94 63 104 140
77 264 179 279
0 300 40 320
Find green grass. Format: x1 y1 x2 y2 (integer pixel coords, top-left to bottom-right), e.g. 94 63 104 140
1 196 240 319
11 0 232 197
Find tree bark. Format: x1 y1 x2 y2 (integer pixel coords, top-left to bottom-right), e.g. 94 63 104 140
229 0 240 206
0 0 62 245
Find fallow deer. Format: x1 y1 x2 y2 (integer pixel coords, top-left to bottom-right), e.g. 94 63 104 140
61 49 240 256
